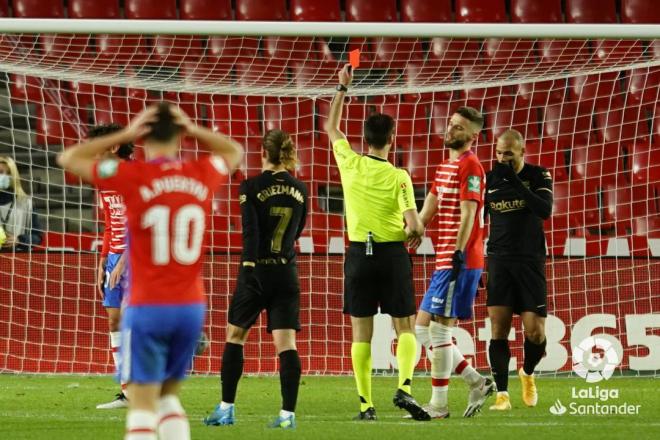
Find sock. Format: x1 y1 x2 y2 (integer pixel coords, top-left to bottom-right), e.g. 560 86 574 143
158 395 189 440
429 321 452 409
396 332 416 394
489 339 511 392
279 349 301 412
351 342 373 412
452 344 482 387
110 331 128 397
125 409 157 440
415 325 431 357
220 401 233 410
221 342 244 404
279 409 295 418
523 337 547 375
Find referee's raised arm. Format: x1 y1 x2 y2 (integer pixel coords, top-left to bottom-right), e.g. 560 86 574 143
325 66 430 422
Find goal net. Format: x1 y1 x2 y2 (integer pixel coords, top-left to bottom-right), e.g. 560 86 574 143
0 21 658 377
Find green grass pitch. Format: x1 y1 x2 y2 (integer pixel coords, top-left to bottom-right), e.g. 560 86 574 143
1 375 658 439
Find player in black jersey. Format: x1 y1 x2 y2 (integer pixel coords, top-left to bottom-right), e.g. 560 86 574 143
204 129 308 429
484 129 553 412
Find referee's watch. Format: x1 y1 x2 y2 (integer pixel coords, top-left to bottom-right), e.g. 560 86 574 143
336 84 348 93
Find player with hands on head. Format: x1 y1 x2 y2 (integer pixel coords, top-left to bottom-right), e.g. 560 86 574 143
415 107 495 419
89 124 134 410
57 102 243 440
325 64 428 422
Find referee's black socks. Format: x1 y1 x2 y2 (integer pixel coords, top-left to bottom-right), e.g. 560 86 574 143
523 337 547 376
221 342 244 404
489 339 511 392
279 349 301 412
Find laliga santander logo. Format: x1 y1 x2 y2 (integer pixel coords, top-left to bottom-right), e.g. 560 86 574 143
572 336 620 383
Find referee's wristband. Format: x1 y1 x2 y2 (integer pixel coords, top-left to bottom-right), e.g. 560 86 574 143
336 84 348 93
242 261 256 268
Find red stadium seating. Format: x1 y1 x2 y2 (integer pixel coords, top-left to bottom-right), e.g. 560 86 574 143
621 0 660 23
207 36 259 64
510 0 562 23
12 0 63 17
484 100 540 142
36 103 78 145
625 67 660 108
401 0 452 22
236 0 287 20
381 102 429 145
317 99 370 149
630 143 660 184
208 97 261 141
524 141 568 181
542 102 591 147
537 39 591 71
95 34 148 65
565 0 617 23
592 40 645 65
568 73 620 107
263 99 315 142
428 38 481 72
290 0 341 21
373 37 424 69
455 0 506 23
515 79 565 106
402 62 452 101
0 0 8 17
345 0 397 22
68 0 120 18
125 0 176 19
179 0 232 20
297 146 337 182
571 143 622 188
592 100 649 146
482 38 537 73
602 184 634 233
401 149 445 185
92 95 130 126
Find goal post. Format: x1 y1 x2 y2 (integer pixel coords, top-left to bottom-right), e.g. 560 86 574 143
0 19 659 376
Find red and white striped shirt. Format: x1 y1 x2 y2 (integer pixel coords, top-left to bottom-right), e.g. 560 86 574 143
99 190 126 256
430 150 485 271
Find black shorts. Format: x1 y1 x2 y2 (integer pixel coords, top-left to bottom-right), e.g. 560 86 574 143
228 262 301 332
486 256 548 317
343 242 416 318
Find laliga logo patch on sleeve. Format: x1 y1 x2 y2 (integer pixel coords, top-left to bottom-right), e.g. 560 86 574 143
468 175 481 193
98 159 119 178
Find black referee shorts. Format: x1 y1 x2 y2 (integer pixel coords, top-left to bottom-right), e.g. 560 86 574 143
343 242 416 318
486 256 548 317
228 262 301 332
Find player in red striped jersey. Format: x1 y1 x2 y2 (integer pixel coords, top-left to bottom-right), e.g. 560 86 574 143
58 103 243 440
90 124 134 409
414 107 495 418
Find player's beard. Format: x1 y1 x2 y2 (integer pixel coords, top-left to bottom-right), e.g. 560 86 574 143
445 136 468 150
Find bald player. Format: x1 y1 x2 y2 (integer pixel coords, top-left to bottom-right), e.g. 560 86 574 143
485 129 553 411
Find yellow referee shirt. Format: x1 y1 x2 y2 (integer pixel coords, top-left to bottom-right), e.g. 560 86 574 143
332 139 416 243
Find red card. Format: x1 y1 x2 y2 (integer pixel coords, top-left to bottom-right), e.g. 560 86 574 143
349 49 361 69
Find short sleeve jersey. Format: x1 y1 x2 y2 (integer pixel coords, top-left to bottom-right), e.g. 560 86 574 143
332 139 416 243
92 156 229 306
430 150 485 270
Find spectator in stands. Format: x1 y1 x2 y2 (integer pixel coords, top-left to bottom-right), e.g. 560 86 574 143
0 156 42 251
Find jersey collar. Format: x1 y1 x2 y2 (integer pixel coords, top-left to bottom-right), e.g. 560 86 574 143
366 154 387 162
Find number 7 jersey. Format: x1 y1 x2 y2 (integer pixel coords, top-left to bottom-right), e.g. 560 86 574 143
92 156 229 306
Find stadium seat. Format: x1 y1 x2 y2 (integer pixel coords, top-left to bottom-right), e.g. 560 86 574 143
297 146 336 182
592 100 649 146
402 62 452 101
630 143 660 184
236 0 287 20
36 103 78 146
317 99 371 149
475 143 495 171
542 102 592 147
592 40 645 65
484 100 540 142
208 97 261 140
95 34 148 65
290 0 340 21
621 0 660 23
625 67 660 108
125 0 176 19
12 0 63 17
9 73 44 102
632 216 660 237
291 61 340 91
206 36 259 64
263 36 317 65
373 37 424 69
401 149 444 185
0 0 7 16
510 0 562 23
568 73 620 108
428 38 481 73
515 79 565 106
571 143 622 187
482 38 537 73
68 0 120 18
179 0 232 20
92 95 130 127
602 184 634 233
568 178 600 230
528 141 568 181
565 0 617 23
263 99 315 142
455 0 506 23
537 39 591 71
345 0 397 21
401 0 452 22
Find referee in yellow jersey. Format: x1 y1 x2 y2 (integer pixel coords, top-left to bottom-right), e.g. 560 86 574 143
324 64 429 422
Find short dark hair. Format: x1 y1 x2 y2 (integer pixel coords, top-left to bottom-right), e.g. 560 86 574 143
88 123 133 159
146 102 181 143
455 106 484 132
364 113 395 149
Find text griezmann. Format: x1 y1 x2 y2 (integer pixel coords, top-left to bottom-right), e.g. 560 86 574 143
140 176 209 202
